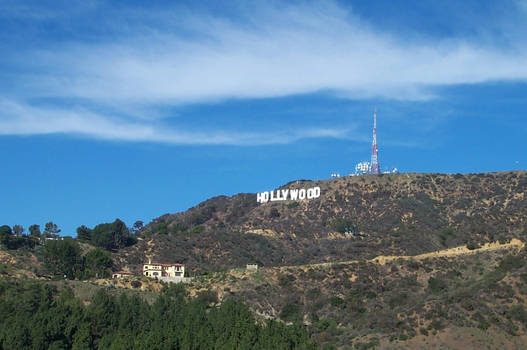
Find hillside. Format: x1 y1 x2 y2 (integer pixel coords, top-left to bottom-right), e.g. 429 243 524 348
3 236 524 349
6 237 520 349
184 238 527 349
2 170 527 349
115 171 527 274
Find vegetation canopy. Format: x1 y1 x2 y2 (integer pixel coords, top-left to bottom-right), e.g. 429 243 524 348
0 280 316 350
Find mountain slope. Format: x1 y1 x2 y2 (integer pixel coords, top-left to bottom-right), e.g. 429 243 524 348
116 171 527 274
185 239 527 349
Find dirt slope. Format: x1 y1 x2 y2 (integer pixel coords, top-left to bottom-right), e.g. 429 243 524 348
185 239 527 349
116 171 527 274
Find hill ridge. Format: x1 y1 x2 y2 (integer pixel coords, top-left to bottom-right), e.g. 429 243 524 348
117 171 526 274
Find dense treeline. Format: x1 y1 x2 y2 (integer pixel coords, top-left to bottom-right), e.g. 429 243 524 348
0 222 61 250
1 222 113 279
1 219 139 253
0 225 37 250
42 239 113 279
1 220 135 279
0 223 60 250
0 280 317 350
77 219 137 251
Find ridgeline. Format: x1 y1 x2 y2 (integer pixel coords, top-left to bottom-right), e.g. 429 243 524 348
116 171 527 275
2 171 527 349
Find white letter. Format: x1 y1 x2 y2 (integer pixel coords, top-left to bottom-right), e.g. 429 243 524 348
270 190 278 201
257 191 269 203
299 189 306 200
281 189 289 200
290 189 298 200
307 188 315 199
313 187 321 198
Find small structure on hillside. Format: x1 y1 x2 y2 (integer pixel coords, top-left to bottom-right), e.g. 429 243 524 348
112 271 134 279
355 161 370 175
246 264 258 270
143 259 185 278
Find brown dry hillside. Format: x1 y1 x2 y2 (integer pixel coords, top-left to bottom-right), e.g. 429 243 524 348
185 239 527 349
115 171 527 274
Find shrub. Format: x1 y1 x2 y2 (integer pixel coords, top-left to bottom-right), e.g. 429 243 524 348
157 222 169 235
498 255 524 272
466 242 480 250
389 293 407 308
269 208 280 218
280 303 301 322
330 296 344 308
189 225 204 235
477 321 490 330
428 277 447 293
429 319 443 330
278 273 295 287
170 221 187 234
332 219 357 235
190 213 207 226
364 290 377 299
306 288 321 300
197 290 218 305
315 318 338 332
287 202 300 209
355 337 379 350
510 305 527 326
130 280 142 289
439 228 456 246
407 260 420 270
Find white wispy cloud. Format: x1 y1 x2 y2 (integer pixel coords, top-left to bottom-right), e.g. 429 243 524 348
0 99 351 145
1 0 526 144
13 1 526 103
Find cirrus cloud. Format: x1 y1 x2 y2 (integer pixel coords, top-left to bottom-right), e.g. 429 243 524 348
1 0 526 144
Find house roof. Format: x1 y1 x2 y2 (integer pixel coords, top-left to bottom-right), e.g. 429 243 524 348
144 262 184 267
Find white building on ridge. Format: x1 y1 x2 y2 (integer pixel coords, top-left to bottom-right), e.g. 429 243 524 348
143 259 185 278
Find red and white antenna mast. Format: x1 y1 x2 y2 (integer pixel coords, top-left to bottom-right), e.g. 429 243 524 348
370 108 380 174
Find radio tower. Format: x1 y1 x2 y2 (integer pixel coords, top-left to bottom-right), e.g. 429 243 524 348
370 108 380 174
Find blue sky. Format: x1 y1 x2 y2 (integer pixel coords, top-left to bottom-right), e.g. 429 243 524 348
0 0 526 235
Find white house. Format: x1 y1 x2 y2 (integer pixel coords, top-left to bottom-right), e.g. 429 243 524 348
143 259 185 278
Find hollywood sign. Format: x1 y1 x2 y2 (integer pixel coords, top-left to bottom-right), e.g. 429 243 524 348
257 186 321 203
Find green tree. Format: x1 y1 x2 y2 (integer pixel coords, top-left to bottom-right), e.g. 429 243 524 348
76 225 92 242
29 224 41 237
86 290 120 344
91 219 130 251
84 248 113 279
0 225 12 236
0 280 316 350
12 224 24 237
132 220 143 233
44 222 61 237
71 323 92 350
0 225 12 247
43 239 82 279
